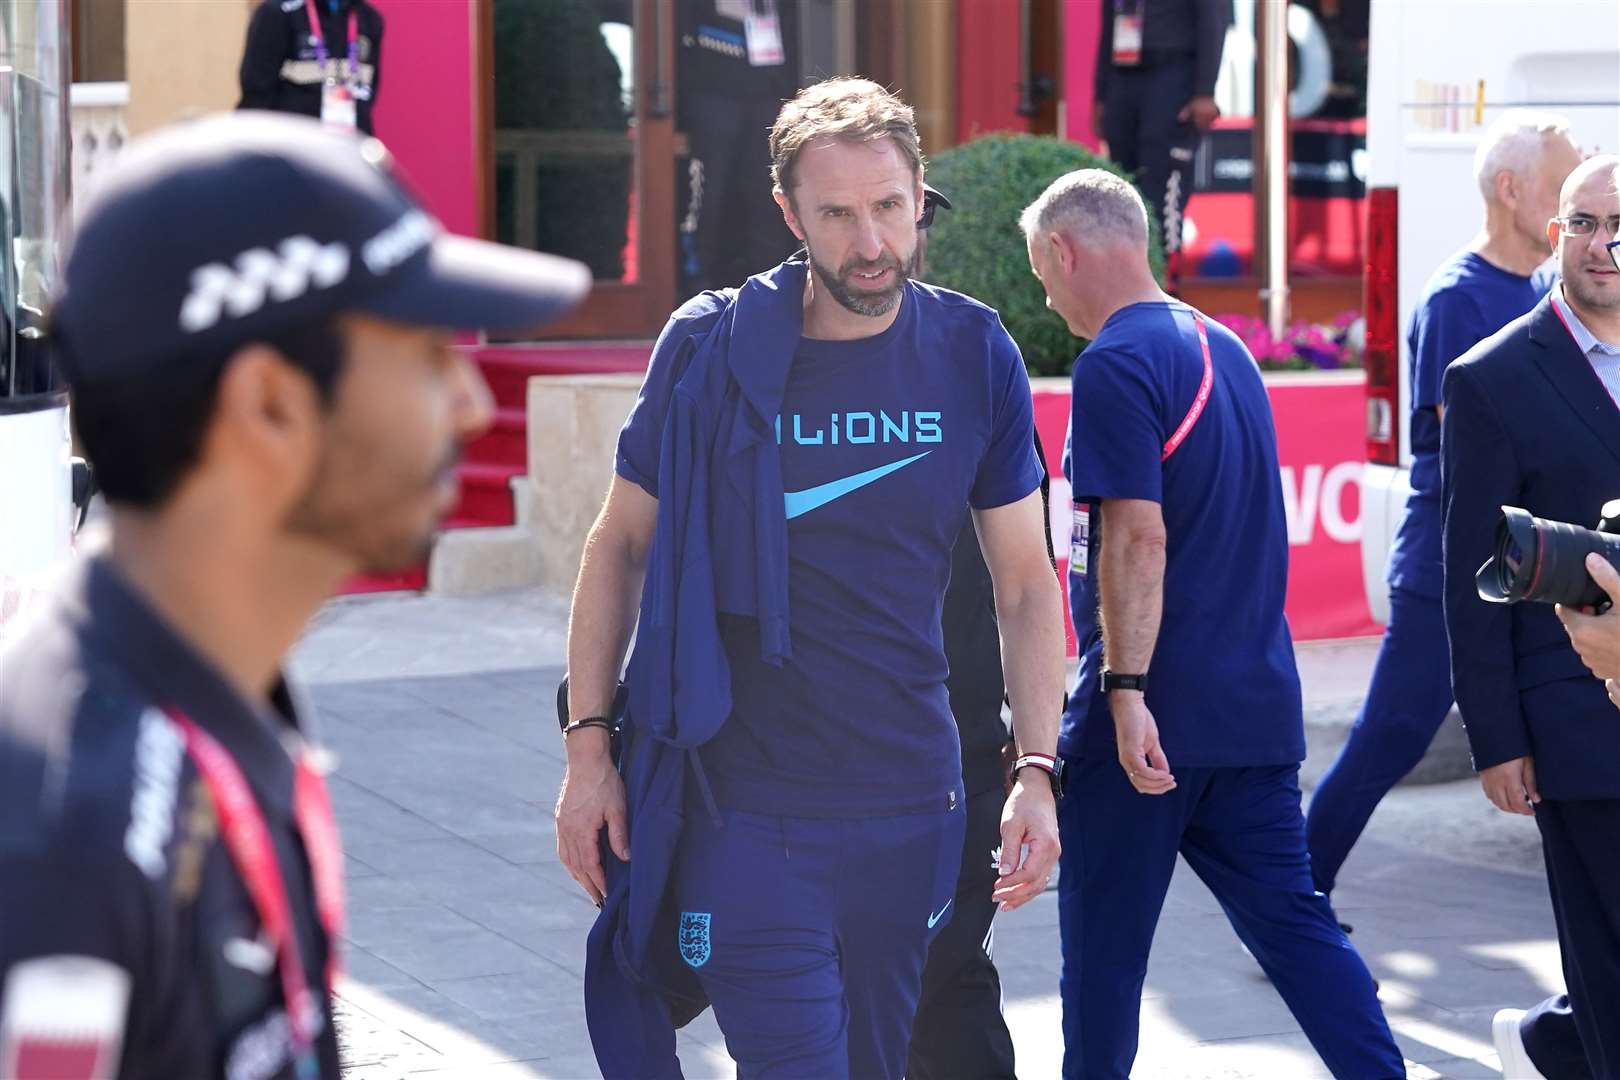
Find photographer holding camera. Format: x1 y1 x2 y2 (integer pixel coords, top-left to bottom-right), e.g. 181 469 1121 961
1442 154 1620 1076
1558 553 1620 708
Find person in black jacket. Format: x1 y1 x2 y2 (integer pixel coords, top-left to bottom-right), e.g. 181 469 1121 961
0 113 586 1080
1094 0 1230 287
239 0 384 134
676 0 802 297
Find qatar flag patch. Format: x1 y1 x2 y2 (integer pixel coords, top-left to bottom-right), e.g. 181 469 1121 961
0 956 130 1080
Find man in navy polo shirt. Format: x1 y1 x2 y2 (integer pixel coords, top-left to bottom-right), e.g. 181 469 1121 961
1022 169 1402 1079
556 78 1066 1079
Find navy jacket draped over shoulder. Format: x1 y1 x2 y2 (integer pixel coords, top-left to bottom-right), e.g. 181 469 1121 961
583 261 806 1078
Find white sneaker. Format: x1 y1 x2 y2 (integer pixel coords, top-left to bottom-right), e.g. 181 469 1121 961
1493 1008 1548 1079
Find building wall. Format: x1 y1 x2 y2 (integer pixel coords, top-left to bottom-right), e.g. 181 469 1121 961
125 0 254 135
370 0 481 238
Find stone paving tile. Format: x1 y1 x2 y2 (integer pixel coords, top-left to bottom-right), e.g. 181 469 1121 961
343 901 560 985
287 597 1570 1080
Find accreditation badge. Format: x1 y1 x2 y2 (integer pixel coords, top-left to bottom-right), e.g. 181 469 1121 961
744 5 786 67
1112 8 1144 67
321 81 358 130
1070 500 1091 579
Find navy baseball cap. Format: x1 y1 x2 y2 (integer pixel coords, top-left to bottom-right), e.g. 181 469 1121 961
51 112 590 382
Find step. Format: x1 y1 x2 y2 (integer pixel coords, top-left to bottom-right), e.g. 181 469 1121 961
339 564 427 595
452 462 526 528
473 343 649 409
465 406 527 467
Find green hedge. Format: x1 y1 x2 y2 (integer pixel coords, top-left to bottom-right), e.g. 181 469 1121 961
923 134 1165 377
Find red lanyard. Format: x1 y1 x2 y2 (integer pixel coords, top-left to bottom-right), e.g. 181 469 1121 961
1162 313 1214 461
166 708 345 1080
302 0 359 85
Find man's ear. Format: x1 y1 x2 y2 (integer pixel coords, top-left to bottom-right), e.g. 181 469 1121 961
774 186 806 242
1547 216 1563 253
1496 169 1520 211
209 344 324 483
1049 230 1079 275
914 174 926 225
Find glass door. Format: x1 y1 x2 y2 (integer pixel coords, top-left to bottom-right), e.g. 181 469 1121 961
488 0 676 338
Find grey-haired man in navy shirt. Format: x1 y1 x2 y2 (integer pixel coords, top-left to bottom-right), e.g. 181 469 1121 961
1306 112 1580 915
1024 168 1401 1079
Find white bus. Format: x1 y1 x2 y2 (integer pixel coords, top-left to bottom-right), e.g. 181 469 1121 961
0 0 77 632
1359 0 1620 623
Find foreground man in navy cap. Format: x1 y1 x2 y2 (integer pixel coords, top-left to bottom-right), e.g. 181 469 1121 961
0 112 586 1079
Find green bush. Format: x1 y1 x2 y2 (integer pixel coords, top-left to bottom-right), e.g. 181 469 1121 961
923 134 1165 377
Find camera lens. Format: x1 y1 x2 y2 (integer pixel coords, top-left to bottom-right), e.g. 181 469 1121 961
1478 505 1620 608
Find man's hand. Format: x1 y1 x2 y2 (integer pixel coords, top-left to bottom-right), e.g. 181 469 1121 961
554 732 629 906
1555 554 1620 684
1112 693 1175 795
991 778 1060 912
1178 95 1221 131
1479 756 1540 816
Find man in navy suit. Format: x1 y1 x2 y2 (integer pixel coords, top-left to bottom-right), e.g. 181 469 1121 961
1442 154 1620 1079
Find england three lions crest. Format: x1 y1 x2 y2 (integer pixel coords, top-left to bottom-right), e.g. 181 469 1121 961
678 912 711 968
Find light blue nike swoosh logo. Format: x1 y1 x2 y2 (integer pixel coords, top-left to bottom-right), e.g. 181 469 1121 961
927 899 953 928
783 451 932 520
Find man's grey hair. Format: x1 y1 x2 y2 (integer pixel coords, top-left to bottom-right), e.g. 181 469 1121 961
1020 169 1149 251
1474 109 1573 201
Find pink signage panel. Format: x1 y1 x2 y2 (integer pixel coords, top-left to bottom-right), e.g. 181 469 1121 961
371 0 481 238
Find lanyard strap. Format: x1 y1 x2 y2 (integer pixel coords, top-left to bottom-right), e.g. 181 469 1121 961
167 709 345 1079
1161 313 1214 461
301 0 359 81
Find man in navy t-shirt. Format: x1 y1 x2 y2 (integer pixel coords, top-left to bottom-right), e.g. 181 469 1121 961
1305 113 1580 917
555 78 1066 1080
1023 169 1402 1079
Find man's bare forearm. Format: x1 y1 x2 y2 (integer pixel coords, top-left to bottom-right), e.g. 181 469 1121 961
1098 511 1166 674
997 573 1065 756
565 522 648 752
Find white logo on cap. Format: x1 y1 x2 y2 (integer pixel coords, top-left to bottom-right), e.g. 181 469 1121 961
178 236 351 333
362 210 435 276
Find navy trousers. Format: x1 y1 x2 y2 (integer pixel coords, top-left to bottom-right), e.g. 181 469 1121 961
1057 757 1404 1079
672 800 965 1080
1306 586 1455 896
1520 799 1620 1079
908 786 1017 1080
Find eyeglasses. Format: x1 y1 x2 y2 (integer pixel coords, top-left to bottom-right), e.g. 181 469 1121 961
1555 214 1620 238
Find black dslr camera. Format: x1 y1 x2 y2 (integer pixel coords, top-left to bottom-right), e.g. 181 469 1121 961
1476 501 1620 611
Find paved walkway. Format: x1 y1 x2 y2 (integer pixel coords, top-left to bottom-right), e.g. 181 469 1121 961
292 589 1561 1079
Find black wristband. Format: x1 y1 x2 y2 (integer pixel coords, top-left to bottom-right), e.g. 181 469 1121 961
563 717 613 738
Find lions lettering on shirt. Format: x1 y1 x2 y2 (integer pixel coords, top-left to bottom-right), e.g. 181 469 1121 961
618 281 1043 819
702 285 1043 818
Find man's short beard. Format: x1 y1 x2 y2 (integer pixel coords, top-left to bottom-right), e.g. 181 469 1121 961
1566 265 1620 312
806 242 917 318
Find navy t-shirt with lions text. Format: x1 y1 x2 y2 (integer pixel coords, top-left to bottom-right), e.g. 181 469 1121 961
617 281 1043 817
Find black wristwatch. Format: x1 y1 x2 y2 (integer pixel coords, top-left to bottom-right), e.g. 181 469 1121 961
1012 752 1066 799
1101 669 1149 693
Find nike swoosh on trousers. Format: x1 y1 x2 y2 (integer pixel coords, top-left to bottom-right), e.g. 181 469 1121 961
782 451 933 520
